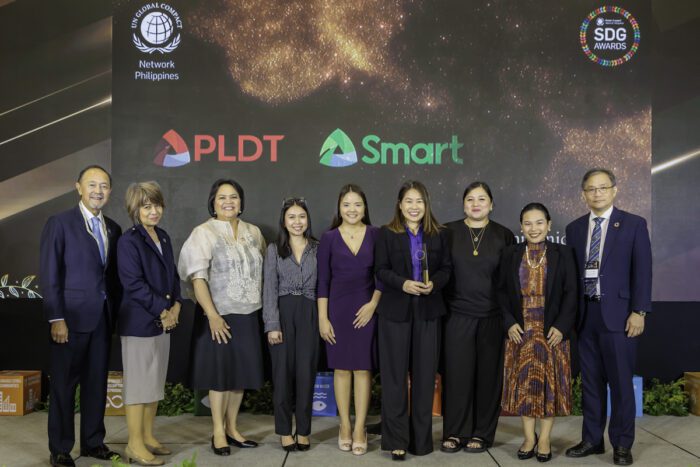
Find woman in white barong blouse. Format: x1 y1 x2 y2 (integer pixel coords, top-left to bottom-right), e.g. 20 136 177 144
178 179 266 456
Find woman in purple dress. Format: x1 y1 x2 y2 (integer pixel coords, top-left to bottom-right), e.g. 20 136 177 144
318 184 382 456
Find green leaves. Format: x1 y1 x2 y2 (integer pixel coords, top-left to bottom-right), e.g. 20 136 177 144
643 378 689 416
157 383 194 416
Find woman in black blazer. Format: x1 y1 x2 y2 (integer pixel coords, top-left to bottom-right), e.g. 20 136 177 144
374 180 452 461
499 203 576 463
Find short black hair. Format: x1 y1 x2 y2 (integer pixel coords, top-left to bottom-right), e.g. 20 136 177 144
462 181 493 203
208 179 245 217
520 202 551 223
581 168 616 190
77 165 112 186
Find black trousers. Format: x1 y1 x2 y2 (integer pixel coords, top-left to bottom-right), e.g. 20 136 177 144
269 295 319 436
378 309 440 456
48 307 110 455
442 312 504 446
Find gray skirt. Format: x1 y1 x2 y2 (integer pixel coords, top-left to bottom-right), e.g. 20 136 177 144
121 333 170 405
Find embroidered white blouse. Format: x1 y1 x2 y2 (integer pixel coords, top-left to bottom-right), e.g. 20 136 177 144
178 218 266 315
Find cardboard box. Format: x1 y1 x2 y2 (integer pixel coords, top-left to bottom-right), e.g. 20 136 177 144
0 370 41 416
684 372 700 416
105 371 125 416
407 373 443 416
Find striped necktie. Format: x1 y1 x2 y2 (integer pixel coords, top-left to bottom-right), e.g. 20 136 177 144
584 217 604 297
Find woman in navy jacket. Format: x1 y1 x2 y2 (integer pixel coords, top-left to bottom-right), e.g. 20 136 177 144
117 181 181 466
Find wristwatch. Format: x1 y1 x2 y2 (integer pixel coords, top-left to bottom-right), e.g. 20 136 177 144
633 310 647 317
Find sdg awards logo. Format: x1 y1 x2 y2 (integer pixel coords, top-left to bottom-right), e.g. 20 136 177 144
580 6 640 67
131 3 183 81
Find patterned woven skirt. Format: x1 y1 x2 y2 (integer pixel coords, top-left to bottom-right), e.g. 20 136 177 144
502 304 571 417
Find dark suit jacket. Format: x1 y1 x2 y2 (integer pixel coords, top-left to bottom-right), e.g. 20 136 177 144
498 241 578 338
565 207 652 331
117 224 182 337
374 226 452 322
39 206 122 332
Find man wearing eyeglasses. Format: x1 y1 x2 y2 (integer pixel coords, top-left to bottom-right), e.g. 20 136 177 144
564 168 652 466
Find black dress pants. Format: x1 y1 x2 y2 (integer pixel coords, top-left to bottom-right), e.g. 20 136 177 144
379 310 440 455
48 307 110 455
269 295 319 436
442 312 503 446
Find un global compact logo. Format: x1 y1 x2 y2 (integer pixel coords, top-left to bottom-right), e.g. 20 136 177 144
132 3 183 54
320 129 358 167
319 128 464 167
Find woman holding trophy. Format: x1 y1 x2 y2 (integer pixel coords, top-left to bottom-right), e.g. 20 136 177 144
374 180 452 461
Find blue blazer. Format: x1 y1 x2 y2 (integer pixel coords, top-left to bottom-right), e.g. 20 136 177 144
117 224 182 337
565 207 652 332
39 206 123 332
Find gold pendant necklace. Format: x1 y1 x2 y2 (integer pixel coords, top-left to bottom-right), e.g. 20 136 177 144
525 243 547 269
466 221 488 256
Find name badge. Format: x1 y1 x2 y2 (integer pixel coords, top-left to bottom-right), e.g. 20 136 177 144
585 260 599 279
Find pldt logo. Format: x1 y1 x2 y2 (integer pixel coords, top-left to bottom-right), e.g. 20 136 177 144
153 130 284 167
319 128 463 167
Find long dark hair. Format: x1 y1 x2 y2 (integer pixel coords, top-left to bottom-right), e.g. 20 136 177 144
330 183 371 229
386 180 443 235
276 198 316 259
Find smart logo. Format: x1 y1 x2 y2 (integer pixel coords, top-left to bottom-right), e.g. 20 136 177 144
153 129 190 167
152 130 284 167
320 129 358 167
320 129 463 167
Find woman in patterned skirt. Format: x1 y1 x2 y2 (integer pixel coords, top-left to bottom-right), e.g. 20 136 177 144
499 203 577 462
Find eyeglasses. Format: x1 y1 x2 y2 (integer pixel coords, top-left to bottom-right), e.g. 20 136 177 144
282 197 307 206
583 185 615 194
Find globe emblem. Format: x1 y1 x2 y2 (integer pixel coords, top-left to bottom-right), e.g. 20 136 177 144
140 12 173 45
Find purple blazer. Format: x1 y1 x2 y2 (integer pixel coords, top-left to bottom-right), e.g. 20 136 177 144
39 206 122 332
565 207 652 332
117 224 182 337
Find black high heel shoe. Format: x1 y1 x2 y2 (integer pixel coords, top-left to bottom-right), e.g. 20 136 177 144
517 434 538 460
226 433 259 448
211 436 231 456
295 434 310 452
281 435 297 452
536 438 552 462
391 449 406 461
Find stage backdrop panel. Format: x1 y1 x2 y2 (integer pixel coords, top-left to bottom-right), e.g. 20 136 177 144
111 0 652 264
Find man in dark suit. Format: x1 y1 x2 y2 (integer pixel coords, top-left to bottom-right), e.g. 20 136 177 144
40 165 122 467
565 168 652 466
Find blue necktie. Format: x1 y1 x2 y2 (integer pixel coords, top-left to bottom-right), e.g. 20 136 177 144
584 217 604 297
91 217 106 265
